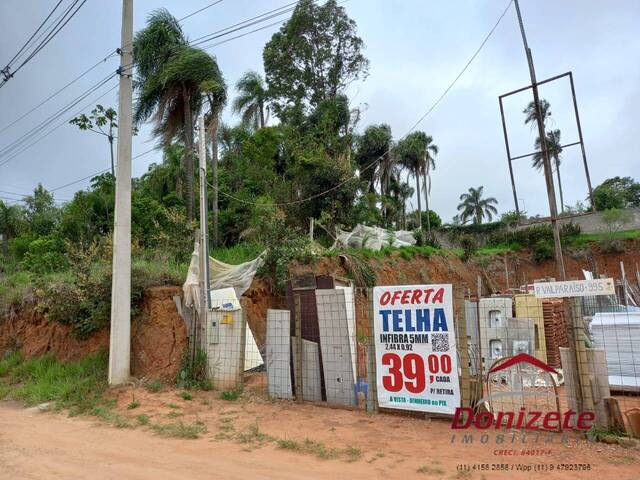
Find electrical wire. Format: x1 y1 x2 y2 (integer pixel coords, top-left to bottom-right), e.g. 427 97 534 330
0 50 117 136
3 0 64 70
206 0 514 207
178 0 225 22
0 79 119 168
0 72 117 160
1 0 88 84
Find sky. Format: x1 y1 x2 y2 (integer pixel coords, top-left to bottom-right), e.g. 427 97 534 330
0 0 638 222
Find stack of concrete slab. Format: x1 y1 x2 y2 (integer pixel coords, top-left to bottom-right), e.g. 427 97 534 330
315 288 358 407
514 294 548 363
266 309 292 399
590 312 640 390
478 297 513 367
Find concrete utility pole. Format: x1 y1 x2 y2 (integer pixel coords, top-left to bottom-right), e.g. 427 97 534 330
108 0 134 385
513 0 566 281
198 115 211 312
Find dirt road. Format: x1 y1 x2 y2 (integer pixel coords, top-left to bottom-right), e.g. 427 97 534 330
1 389 639 480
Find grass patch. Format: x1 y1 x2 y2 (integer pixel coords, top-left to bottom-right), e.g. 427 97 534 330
145 379 163 393
136 414 150 425
210 242 264 264
0 271 32 312
219 389 242 401
0 350 107 414
277 437 361 461
179 391 193 401
167 402 180 409
569 229 640 247
417 464 445 475
151 421 207 439
127 400 140 410
92 406 131 428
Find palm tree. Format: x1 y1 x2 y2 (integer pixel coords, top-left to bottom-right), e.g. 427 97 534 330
232 71 268 129
457 186 498 225
133 10 224 223
389 180 414 229
534 129 564 211
396 131 430 230
420 134 438 233
523 98 551 128
355 124 393 195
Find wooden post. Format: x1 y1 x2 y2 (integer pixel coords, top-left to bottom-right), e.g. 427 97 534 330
294 293 303 402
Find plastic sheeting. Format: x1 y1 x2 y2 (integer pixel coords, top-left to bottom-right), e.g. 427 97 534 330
182 240 265 308
333 224 416 251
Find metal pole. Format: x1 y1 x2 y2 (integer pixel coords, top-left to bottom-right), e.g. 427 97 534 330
568 72 595 210
513 0 566 280
108 0 133 385
498 97 520 214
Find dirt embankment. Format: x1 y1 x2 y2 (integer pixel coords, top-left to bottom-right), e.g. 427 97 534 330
0 286 187 380
2 240 637 376
482 239 640 292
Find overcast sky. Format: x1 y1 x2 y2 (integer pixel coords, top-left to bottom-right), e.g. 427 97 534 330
0 0 638 221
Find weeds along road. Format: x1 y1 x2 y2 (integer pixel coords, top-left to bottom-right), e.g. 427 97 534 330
1 394 639 480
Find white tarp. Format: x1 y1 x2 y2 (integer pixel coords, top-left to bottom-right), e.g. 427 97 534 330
333 224 416 251
182 240 265 308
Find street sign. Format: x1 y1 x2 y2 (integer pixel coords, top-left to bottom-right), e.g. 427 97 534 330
533 278 615 298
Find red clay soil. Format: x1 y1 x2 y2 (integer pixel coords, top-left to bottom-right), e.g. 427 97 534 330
482 238 640 292
0 286 187 381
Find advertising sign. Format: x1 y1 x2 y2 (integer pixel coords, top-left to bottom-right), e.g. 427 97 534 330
373 284 460 414
533 278 615 298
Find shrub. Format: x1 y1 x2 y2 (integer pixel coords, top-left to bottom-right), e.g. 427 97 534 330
459 234 478 261
532 240 554 263
21 235 67 274
599 208 633 253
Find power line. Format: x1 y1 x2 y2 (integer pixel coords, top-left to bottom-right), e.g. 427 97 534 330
0 78 119 168
178 0 225 22
206 0 514 207
2 0 64 70
1 0 88 86
49 146 156 192
0 51 117 136
0 72 117 161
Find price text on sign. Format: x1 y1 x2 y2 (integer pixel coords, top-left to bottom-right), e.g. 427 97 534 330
533 278 615 298
373 284 460 414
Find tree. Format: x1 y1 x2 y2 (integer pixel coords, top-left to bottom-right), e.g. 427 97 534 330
24 184 58 236
133 10 225 223
232 71 268 129
457 186 498 225
0 200 24 256
420 134 438 232
593 176 640 211
263 0 369 121
355 124 394 194
523 98 551 129
533 129 564 211
395 131 433 231
70 105 118 176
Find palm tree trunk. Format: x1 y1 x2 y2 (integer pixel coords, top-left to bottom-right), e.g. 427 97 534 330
208 111 220 247
183 87 194 224
555 158 565 213
415 174 422 231
259 102 265 129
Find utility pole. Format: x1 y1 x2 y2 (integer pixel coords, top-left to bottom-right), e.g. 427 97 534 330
108 0 134 385
513 0 565 280
198 116 211 312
